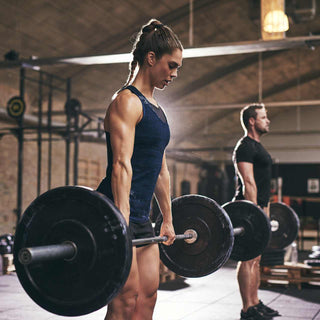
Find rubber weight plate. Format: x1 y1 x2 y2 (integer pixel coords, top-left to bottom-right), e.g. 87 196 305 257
223 200 271 261
269 202 300 249
155 195 234 278
14 186 132 316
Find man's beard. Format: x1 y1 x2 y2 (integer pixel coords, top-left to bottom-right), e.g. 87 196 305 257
256 126 268 135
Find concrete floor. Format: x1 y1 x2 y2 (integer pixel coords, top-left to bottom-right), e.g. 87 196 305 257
0 260 320 320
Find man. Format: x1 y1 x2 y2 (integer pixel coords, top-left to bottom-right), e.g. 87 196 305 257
233 104 280 320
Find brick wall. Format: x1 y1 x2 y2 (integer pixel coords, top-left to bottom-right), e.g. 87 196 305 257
0 129 108 234
0 128 200 235
0 83 201 234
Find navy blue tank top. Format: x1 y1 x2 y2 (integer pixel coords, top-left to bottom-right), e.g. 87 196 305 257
97 85 170 223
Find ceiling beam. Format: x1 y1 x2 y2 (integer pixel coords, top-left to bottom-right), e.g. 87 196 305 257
167 99 320 111
39 98 320 116
1 36 319 69
168 144 320 153
173 130 320 139
173 69 320 145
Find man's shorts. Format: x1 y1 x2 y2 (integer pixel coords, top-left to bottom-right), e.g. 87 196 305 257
129 219 155 248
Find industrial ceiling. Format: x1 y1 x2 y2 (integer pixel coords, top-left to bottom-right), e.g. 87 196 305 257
0 0 320 163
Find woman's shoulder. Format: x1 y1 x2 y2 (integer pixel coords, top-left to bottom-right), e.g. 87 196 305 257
108 88 142 118
113 87 140 105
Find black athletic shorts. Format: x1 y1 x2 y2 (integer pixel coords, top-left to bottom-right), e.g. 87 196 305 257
129 219 155 248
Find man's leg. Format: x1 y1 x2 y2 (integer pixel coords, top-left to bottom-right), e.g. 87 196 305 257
250 256 261 306
105 247 139 320
237 257 260 312
133 244 160 320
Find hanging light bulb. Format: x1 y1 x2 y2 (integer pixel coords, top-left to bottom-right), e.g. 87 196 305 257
263 10 289 33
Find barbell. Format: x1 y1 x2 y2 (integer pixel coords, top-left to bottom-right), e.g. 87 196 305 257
13 186 299 316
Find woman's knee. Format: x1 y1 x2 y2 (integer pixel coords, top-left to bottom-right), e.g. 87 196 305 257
137 289 157 311
117 269 140 313
122 290 139 312
147 290 158 308
110 287 139 316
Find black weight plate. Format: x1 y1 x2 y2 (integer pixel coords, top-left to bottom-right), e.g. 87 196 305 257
155 195 233 278
261 251 285 259
260 257 284 266
261 248 285 265
223 200 271 261
269 202 300 249
14 186 132 316
261 248 285 261
6 96 26 119
262 247 286 254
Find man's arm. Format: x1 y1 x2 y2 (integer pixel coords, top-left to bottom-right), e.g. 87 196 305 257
237 162 270 216
236 161 257 204
154 153 175 245
106 92 142 224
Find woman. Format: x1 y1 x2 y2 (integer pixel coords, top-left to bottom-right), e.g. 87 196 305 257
97 19 183 320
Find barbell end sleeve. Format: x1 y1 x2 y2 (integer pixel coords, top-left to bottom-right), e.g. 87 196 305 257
18 241 77 265
270 219 279 232
233 226 245 236
181 229 198 244
18 248 32 265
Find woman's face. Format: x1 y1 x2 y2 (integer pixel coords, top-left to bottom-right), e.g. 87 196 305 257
151 49 183 90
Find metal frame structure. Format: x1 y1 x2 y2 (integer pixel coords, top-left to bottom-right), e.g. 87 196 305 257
0 68 104 225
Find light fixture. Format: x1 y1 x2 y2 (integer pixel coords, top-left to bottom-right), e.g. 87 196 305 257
263 10 289 33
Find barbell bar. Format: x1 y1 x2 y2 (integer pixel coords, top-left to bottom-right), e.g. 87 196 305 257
13 186 299 316
18 233 195 266
18 225 245 266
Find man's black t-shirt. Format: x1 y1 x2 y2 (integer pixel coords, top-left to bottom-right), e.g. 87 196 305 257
232 136 272 207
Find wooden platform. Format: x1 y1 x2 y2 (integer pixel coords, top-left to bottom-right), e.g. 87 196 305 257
260 262 320 289
1 253 15 275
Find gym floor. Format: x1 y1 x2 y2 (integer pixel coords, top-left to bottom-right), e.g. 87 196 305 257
1 259 319 320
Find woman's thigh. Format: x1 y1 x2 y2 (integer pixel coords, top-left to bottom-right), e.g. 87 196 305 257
136 244 160 296
118 246 140 297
